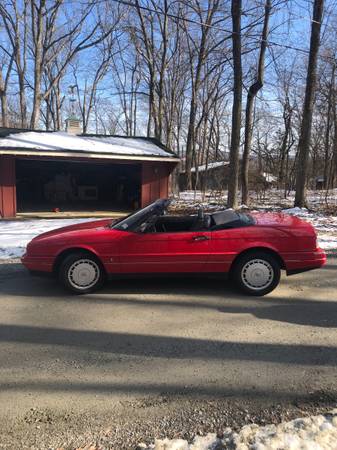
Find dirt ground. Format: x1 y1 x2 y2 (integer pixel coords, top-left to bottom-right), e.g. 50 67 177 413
0 259 336 449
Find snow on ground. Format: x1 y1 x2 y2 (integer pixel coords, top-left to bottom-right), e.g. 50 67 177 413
281 207 337 251
177 189 337 210
0 218 101 259
139 410 337 450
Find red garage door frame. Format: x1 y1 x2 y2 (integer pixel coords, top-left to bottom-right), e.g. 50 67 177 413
0 155 177 218
141 161 172 207
0 155 16 218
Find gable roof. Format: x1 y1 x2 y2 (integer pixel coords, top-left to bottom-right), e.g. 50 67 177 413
0 128 179 163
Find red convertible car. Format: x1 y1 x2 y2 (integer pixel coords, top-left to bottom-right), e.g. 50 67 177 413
22 199 326 296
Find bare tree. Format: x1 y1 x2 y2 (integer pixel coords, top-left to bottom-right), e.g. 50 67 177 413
0 0 29 127
227 0 242 208
74 35 116 134
241 0 271 205
294 0 325 207
110 33 142 136
184 0 229 190
0 49 14 127
29 0 122 129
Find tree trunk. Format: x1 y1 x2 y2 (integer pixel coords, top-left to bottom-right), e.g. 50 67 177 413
157 0 168 142
241 0 271 205
30 0 45 129
30 73 42 129
0 92 9 127
18 73 28 128
331 74 337 188
185 92 198 189
294 0 324 207
0 72 9 127
278 110 292 189
227 0 242 208
185 2 217 190
323 100 331 190
323 66 334 189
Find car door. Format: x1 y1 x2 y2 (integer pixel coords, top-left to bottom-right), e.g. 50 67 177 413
118 229 211 273
208 227 250 272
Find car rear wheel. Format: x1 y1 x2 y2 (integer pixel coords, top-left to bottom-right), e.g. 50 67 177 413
233 251 281 296
59 252 105 294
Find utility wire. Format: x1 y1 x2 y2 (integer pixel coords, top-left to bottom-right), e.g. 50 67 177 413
27 0 337 62
106 0 337 61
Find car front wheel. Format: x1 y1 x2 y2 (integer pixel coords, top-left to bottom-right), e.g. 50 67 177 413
59 252 105 294
233 251 281 296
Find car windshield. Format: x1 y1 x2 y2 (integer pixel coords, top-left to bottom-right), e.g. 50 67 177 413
111 199 170 231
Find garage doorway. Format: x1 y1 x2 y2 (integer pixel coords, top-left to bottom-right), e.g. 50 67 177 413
16 159 141 213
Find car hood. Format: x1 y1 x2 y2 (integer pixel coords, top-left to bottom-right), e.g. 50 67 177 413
32 218 115 242
251 212 314 229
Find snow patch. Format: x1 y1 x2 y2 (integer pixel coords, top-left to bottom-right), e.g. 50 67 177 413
140 411 337 450
0 218 101 259
282 207 310 215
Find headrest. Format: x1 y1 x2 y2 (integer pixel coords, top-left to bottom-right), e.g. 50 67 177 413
198 208 205 219
203 215 211 228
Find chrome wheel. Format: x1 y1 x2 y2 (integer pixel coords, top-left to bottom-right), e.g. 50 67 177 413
67 259 100 290
241 258 274 291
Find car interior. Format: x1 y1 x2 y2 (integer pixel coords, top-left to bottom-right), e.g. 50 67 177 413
141 209 254 233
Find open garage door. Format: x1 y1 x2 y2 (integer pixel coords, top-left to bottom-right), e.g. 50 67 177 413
16 159 141 213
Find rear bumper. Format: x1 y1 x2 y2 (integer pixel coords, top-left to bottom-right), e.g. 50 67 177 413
283 248 326 275
21 254 54 273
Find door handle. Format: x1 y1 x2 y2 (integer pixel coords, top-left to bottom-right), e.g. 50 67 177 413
192 235 209 241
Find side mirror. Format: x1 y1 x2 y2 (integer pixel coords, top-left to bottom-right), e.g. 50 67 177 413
136 221 156 233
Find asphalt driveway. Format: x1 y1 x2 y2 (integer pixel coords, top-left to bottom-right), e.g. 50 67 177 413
0 258 336 423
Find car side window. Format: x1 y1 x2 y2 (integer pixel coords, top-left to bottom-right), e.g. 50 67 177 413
138 215 211 234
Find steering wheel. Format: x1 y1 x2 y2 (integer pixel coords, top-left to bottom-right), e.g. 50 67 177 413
146 224 157 233
138 222 148 233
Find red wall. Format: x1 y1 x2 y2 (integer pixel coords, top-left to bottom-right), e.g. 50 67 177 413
141 162 173 207
0 156 176 217
0 156 16 218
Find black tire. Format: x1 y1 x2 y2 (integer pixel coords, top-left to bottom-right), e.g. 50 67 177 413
232 251 281 296
59 252 105 294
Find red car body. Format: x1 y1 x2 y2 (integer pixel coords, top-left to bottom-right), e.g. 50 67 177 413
22 200 326 295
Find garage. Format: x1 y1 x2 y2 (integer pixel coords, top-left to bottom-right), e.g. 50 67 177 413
0 128 179 218
16 159 141 213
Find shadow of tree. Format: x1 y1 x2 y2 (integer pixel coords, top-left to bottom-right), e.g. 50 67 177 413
0 323 335 365
1 379 333 400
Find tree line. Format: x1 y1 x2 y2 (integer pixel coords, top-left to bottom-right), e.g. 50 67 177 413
0 0 335 207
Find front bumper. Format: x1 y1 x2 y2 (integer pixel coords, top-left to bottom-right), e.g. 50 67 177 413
283 248 326 275
21 254 54 273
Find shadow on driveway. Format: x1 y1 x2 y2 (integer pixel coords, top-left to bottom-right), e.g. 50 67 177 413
0 263 336 329
0 323 336 365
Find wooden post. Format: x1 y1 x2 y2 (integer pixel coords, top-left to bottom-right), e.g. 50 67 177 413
0 155 16 218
